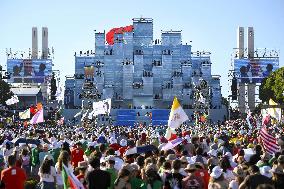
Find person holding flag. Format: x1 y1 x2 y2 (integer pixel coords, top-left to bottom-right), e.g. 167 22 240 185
165 97 189 140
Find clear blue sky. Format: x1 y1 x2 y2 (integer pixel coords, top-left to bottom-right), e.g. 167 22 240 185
0 0 283 97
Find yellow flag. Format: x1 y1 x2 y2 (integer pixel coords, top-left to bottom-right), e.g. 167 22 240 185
268 99 281 121
168 97 189 129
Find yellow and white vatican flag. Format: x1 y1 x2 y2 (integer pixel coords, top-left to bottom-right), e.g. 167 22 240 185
168 97 189 129
19 108 30 119
268 99 281 121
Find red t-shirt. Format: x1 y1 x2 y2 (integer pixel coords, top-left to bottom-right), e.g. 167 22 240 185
109 143 120 151
1 166 27 189
71 148 84 168
195 169 210 189
77 174 87 189
119 146 127 157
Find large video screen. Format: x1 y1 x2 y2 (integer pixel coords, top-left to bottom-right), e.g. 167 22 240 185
233 58 279 83
7 59 53 83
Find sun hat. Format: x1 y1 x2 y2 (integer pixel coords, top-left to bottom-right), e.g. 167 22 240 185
233 166 246 177
43 155 52 161
210 166 223 179
166 154 176 161
184 164 197 172
208 149 217 157
260 166 272 178
180 156 188 163
247 143 254 148
120 139 127 147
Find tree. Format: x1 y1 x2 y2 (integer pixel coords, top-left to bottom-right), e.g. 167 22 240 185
221 97 229 107
0 79 13 105
50 72 57 100
259 67 284 104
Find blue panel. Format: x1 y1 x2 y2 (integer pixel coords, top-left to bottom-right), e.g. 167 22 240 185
151 110 170 126
115 110 136 126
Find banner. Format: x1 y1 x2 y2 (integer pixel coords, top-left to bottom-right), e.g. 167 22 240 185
90 98 112 117
7 59 53 83
30 109 44 124
233 58 279 83
5 95 19 106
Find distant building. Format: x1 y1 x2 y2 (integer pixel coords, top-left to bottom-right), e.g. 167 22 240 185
6 27 54 109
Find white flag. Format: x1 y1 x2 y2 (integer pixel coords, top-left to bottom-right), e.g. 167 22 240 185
168 97 189 129
268 99 281 121
198 94 206 104
91 98 112 117
102 98 112 114
19 108 30 119
5 95 19 106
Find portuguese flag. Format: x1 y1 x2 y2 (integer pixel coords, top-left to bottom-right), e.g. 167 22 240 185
62 164 84 189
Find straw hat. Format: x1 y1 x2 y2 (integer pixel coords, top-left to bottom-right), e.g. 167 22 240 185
180 156 188 163
184 164 197 172
233 166 246 178
210 166 223 179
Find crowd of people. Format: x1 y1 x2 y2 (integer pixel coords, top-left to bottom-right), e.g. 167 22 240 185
0 116 283 189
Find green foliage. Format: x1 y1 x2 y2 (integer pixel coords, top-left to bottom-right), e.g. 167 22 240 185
0 79 13 105
259 67 284 104
221 97 229 107
25 178 39 189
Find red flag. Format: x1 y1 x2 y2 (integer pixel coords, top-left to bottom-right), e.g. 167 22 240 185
30 106 37 115
168 133 178 141
260 126 280 154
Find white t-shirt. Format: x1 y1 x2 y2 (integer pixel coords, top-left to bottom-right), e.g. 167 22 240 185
38 166 57 182
55 163 73 185
223 170 235 182
229 180 239 189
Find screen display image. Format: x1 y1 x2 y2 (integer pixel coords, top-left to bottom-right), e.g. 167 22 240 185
233 58 279 83
7 59 52 83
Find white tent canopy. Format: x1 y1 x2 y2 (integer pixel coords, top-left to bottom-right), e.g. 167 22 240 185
11 87 40 96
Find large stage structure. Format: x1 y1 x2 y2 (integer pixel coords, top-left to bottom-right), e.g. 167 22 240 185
64 18 227 125
229 27 280 114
